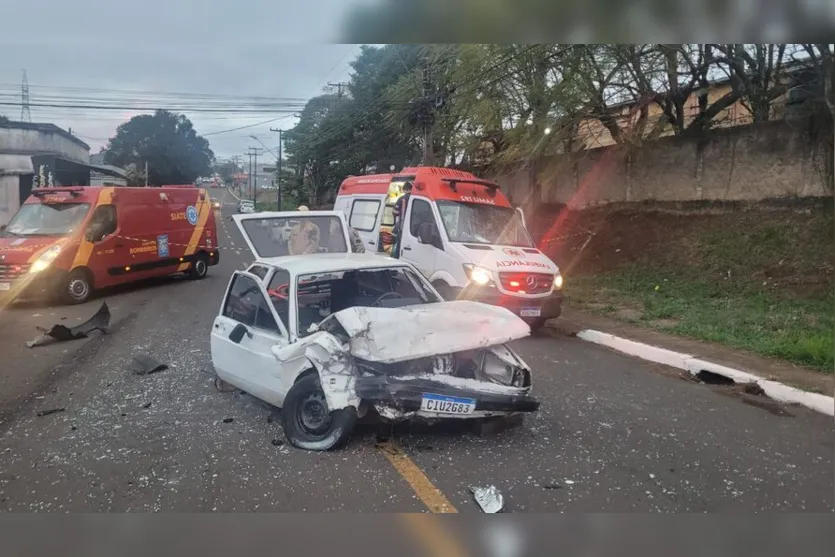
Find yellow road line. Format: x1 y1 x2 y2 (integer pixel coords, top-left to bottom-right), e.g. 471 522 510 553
376 440 457 513
399 514 469 557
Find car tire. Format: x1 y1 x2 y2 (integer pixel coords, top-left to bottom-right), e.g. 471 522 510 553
64 268 93 305
281 373 357 451
189 253 209 280
526 317 548 332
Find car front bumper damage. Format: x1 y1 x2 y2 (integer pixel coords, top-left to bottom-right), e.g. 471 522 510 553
354 375 540 420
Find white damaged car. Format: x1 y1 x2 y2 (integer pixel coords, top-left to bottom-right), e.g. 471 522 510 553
211 211 540 451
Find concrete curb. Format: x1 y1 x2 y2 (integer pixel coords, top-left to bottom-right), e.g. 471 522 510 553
576 329 834 417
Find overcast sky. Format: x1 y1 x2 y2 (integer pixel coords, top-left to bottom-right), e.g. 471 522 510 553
0 1 371 160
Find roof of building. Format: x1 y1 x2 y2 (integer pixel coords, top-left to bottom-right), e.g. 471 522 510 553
0 121 90 150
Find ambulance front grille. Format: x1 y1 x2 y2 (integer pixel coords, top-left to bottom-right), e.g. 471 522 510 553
498 272 553 295
0 263 30 280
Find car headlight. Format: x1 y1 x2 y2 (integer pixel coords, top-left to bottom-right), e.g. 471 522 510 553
554 273 564 289
463 264 492 286
29 245 62 274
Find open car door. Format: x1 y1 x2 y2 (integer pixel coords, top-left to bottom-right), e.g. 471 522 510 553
232 211 353 259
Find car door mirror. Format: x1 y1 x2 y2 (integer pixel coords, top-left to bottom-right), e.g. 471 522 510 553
418 222 443 250
417 222 434 244
228 323 252 344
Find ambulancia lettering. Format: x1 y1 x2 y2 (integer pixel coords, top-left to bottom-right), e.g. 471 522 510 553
496 259 549 269
459 196 496 205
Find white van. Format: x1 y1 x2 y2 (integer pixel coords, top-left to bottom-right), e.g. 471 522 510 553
334 167 563 330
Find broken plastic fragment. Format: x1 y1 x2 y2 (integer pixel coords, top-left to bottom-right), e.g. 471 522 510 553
26 302 110 348
129 354 168 376
470 485 504 513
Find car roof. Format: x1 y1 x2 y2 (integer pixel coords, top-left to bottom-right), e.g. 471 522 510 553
252 252 411 275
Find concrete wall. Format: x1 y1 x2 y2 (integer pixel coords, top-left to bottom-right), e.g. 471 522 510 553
491 120 833 209
0 126 88 162
0 176 20 226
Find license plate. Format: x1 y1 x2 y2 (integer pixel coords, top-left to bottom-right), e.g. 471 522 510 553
420 393 476 415
0 282 10 291
520 307 541 317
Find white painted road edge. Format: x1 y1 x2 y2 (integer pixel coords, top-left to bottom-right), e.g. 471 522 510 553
576 329 834 417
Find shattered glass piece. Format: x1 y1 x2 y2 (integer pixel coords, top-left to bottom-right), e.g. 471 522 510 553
129 354 168 375
470 485 504 513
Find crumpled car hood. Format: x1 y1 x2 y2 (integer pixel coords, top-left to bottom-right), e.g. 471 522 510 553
319 300 531 363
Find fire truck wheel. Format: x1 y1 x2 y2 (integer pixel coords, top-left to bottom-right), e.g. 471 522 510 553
64 269 93 305
189 253 209 280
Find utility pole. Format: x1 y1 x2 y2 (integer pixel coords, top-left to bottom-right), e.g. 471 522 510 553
20 70 31 122
420 63 434 166
247 151 253 201
248 147 264 210
328 82 349 98
270 128 284 211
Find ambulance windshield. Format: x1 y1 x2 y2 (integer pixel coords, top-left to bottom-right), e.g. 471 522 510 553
3 203 91 237
436 201 534 248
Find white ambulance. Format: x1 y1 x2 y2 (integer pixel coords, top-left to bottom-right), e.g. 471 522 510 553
334 167 563 330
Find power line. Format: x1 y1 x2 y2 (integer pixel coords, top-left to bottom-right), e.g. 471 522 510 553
203 115 296 137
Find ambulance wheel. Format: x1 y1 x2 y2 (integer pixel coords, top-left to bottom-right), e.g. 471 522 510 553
189 253 209 280
64 269 93 305
281 373 357 451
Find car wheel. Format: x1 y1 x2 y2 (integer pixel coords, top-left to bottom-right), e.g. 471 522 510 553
64 268 93 305
189 253 209 280
281 373 357 451
526 317 548 332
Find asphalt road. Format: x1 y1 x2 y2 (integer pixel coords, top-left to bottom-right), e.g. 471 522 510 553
0 187 831 513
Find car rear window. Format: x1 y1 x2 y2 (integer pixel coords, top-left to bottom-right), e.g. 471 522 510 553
239 215 348 258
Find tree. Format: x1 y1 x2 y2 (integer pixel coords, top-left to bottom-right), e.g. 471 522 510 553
0 114 10 125
105 110 214 186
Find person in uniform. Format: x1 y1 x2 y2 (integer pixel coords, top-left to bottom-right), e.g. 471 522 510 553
287 205 321 255
391 181 412 258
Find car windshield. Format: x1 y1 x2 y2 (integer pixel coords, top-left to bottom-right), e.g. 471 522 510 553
436 200 533 247
2 203 91 237
240 215 348 258
295 266 441 336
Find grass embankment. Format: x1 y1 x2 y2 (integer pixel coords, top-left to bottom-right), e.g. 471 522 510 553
548 203 834 372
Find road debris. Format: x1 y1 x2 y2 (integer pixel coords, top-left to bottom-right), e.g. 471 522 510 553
26 303 110 348
142 402 152 409
542 483 563 490
128 354 168 376
36 408 66 417
470 485 505 513
271 439 283 446
222 418 234 423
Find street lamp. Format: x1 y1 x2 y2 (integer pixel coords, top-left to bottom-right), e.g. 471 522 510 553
544 127 552 135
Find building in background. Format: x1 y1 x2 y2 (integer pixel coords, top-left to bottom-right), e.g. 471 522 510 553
0 121 127 225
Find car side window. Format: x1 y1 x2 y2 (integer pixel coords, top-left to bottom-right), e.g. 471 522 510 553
248 265 269 280
350 199 381 232
409 198 434 237
266 268 291 330
222 274 280 334
85 205 117 242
